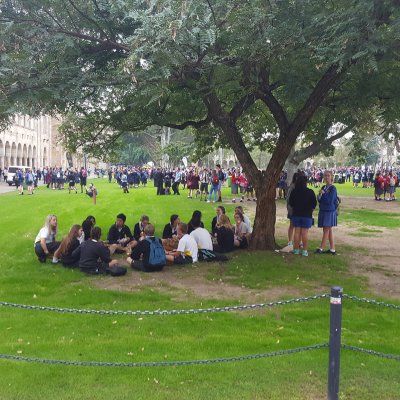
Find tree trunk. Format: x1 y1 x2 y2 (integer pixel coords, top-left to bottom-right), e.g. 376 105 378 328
286 146 299 185
249 136 296 250
250 175 278 249
286 158 300 187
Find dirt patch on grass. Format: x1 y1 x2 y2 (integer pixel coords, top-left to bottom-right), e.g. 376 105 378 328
95 262 304 303
95 195 400 301
273 196 400 299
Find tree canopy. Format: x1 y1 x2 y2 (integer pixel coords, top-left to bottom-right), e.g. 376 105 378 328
1 0 400 249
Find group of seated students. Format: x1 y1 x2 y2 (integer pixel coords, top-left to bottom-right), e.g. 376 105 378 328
33 206 253 277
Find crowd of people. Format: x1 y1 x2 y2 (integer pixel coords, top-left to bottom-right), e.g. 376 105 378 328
2 163 398 204
33 205 254 275
304 166 399 201
1 166 90 195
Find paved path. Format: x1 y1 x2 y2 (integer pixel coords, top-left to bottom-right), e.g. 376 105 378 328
0 181 16 195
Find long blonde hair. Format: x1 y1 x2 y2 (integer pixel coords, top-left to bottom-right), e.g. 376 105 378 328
44 214 58 235
218 214 233 229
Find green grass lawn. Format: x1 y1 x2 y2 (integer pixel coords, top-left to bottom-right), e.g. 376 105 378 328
0 179 399 400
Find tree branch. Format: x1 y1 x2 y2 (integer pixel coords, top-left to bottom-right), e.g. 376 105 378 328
289 64 344 138
205 91 261 182
53 28 130 52
164 115 212 130
257 65 290 133
229 93 258 121
92 0 116 39
67 0 109 40
291 124 354 164
205 0 217 25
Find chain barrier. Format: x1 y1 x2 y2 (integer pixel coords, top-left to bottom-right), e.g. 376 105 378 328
343 294 400 310
0 293 328 316
0 343 328 368
341 344 400 361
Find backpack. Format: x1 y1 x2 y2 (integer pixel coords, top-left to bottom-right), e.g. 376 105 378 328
145 238 166 267
212 175 219 185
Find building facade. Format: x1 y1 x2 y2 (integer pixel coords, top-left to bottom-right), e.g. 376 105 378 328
0 115 107 171
0 115 52 169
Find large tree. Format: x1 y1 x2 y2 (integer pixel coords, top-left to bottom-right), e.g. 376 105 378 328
1 0 400 249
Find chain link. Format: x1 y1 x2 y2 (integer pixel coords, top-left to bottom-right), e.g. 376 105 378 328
343 294 400 310
341 344 400 361
0 294 328 316
0 343 328 368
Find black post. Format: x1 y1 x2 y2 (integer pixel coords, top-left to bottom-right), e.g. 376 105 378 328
327 286 343 400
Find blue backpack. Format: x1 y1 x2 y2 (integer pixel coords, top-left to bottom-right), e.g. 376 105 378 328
145 237 166 267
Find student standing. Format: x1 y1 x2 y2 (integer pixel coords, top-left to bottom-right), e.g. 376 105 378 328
288 175 317 256
315 171 339 255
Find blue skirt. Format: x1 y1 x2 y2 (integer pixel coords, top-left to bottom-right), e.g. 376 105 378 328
318 210 337 227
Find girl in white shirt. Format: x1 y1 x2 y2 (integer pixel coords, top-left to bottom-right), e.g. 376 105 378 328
34 214 60 263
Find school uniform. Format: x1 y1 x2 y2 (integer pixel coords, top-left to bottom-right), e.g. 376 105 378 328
107 224 133 244
130 236 165 272
317 185 338 227
134 222 146 241
72 240 111 274
162 223 177 239
60 238 80 268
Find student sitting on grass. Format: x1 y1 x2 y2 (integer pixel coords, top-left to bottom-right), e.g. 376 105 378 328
72 227 126 276
162 214 180 251
187 210 204 234
82 215 96 241
211 206 225 237
233 212 250 249
53 224 82 267
165 223 198 264
34 214 60 263
86 183 97 198
107 213 134 253
190 218 213 251
127 224 166 272
134 215 150 241
234 206 253 234
214 214 235 253
162 214 180 239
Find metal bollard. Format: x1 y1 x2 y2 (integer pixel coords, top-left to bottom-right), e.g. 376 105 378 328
327 286 343 400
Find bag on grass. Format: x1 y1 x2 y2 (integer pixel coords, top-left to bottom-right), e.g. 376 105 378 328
146 237 166 267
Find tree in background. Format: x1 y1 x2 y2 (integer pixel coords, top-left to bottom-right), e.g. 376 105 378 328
1 0 400 249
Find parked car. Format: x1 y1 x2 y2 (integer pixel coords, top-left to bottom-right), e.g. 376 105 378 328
6 166 29 186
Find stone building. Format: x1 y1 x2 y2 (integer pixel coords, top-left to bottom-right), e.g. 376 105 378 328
0 115 106 171
0 115 52 169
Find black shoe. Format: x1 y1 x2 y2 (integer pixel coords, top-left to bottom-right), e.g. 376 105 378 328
217 199 222 202
38 257 46 263
323 250 337 255
314 248 323 254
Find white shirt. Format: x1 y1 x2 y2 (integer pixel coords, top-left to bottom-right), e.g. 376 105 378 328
34 227 56 246
190 227 213 251
177 234 198 262
243 215 253 234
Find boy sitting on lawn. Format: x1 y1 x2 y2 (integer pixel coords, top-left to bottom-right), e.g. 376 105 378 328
165 223 198 264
